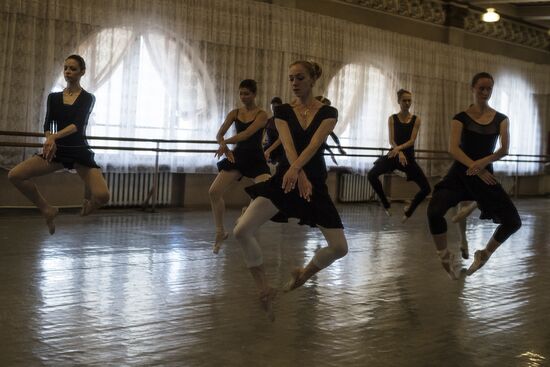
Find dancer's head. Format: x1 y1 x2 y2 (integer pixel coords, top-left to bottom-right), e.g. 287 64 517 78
471 72 494 105
288 60 322 99
315 96 331 106
239 79 257 106
64 55 86 84
270 96 282 113
397 89 412 112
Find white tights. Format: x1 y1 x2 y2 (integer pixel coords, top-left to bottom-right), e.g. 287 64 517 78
233 197 348 268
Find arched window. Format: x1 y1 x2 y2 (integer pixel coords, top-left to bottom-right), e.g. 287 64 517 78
325 63 395 172
491 74 541 175
52 28 218 172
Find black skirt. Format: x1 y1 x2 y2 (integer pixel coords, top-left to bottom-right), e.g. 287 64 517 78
217 148 270 179
434 162 517 224
245 173 344 229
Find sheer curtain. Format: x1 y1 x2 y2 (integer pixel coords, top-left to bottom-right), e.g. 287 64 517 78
1 0 549 175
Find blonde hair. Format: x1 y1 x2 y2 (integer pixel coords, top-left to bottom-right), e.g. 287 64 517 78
290 60 323 81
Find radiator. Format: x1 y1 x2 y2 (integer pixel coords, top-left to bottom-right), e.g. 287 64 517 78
338 173 374 203
105 172 173 207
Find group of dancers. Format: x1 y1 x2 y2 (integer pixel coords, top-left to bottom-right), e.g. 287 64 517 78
7 55 521 320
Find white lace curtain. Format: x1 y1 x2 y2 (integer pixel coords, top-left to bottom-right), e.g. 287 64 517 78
1 0 549 174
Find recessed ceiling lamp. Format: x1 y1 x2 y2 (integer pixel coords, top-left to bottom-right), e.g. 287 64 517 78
482 8 500 23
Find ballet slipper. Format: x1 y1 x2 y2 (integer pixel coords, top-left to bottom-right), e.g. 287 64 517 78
283 268 304 292
80 199 100 216
401 206 410 223
80 199 91 216
212 231 228 254
44 207 59 235
384 208 392 217
466 250 489 276
438 249 458 280
259 287 277 322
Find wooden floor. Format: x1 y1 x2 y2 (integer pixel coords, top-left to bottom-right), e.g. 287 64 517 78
0 199 548 366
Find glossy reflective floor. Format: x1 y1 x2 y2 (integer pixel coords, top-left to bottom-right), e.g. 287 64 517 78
1 199 549 366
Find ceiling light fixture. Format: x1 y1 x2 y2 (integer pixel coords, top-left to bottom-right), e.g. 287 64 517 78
482 8 500 23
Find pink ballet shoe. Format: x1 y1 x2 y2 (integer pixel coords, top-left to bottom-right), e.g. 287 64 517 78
438 249 458 280
44 207 59 235
80 199 100 216
212 231 228 254
259 287 277 322
466 250 489 276
283 268 304 292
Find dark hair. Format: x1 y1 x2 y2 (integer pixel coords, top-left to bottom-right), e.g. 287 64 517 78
270 97 282 104
290 60 322 80
66 54 86 70
471 72 494 87
315 95 331 105
397 89 411 101
239 79 257 94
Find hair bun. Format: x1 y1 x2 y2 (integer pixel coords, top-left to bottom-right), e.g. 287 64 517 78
308 61 322 80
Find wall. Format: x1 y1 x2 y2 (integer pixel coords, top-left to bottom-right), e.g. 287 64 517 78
264 0 550 65
1 169 547 209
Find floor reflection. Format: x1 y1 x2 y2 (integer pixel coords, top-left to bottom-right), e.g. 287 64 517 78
0 199 548 366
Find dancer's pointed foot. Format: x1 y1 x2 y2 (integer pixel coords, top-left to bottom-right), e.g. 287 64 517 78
80 199 91 216
259 287 277 322
212 231 228 254
384 208 392 217
80 199 99 216
466 250 489 276
401 203 412 223
43 207 59 235
438 249 458 280
283 268 305 292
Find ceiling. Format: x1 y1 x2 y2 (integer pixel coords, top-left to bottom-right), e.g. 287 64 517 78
465 1 550 29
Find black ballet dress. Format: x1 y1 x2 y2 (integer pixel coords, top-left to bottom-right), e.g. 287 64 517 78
40 90 99 169
433 111 517 223
367 114 430 214
245 104 344 229
372 114 425 180
217 111 271 179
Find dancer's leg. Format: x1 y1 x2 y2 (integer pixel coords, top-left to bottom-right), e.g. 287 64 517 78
208 170 242 253
75 164 110 216
233 197 280 320
284 226 348 291
427 188 463 279
367 157 395 214
8 156 63 234
467 203 521 275
402 162 431 221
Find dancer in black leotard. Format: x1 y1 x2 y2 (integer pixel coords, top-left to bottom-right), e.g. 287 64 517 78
233 61 348 320
263 97 284 165
427 72 521 279
8 55 110 234
367 89 431 222
315 96 346 165
209 79 271 254
267 95 345 166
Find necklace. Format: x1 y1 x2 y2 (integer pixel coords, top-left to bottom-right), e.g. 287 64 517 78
297 101 316 119
64 87 81 96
